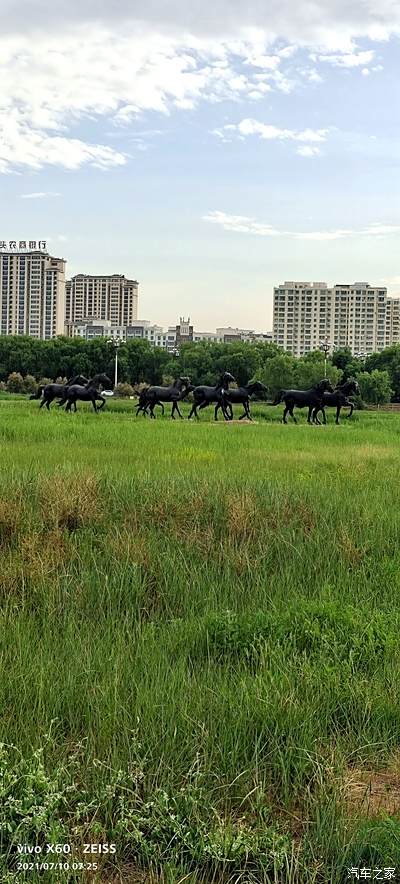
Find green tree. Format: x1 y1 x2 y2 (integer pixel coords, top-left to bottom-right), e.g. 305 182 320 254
357 370 393 405
261 354 297 398
365 345 400 400
295 357 342 389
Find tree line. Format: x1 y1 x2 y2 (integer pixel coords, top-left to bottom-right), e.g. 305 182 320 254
0 335 397 405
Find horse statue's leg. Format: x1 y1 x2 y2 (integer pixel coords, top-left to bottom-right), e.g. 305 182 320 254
289 406 297 424
188 401 200 419
174 402 184 419
97 395 106 410
335 405 341 425
244 399 252 420
283 404 289 424
224 401 233 421
39 397 46 409
90 395 98 412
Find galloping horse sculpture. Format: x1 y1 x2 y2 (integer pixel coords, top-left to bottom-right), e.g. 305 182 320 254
61 375 112 413
136 377 191 419
188 372 236 420
139 383 195 419
216 380 268 421
30 376 88 410
312 378 360 425
272 379 334 424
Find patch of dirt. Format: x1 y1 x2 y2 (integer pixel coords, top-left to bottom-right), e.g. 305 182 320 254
344 763 400 816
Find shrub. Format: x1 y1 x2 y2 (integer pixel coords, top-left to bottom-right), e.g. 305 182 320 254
22 374 38 394
115 382 134 397
6 372 24 393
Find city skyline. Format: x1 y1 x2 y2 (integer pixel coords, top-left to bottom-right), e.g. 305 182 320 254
1 1 400 329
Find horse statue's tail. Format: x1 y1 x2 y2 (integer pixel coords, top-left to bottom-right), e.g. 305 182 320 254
29 386 44 400
271 390 283 405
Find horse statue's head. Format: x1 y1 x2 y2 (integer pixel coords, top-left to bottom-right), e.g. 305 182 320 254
249 381 268 395
317 378 334 393
91 373 112 389
221 372 236 384
345 377 360 395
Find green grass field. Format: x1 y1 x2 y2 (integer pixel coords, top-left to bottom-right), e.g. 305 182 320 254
2 398 400 883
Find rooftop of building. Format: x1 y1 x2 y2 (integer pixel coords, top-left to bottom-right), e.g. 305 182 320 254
68 274 138 284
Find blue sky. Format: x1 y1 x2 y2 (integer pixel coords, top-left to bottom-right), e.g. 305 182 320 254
1 1 400 330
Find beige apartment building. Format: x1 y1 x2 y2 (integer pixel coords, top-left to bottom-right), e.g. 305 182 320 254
65 274 138 328
273 281 397 356
386 297 400 346
0 248 66 339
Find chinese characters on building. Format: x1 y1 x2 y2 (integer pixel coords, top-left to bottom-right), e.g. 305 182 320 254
0 240 47 251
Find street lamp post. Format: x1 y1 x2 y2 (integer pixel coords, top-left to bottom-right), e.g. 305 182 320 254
319 337 331 377
107 337 121 388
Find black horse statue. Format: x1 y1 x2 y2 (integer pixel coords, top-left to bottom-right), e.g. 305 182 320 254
188 372 236 420
29 375 88 411
136 377 191 419
272 379 334 424
62 374 112 413
312 378 360 425
141 383 196 419
216 380 268 421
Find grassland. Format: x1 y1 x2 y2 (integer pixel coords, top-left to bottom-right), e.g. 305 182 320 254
2 398 400 883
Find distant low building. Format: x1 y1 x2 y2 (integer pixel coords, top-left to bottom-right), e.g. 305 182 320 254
65 315 273 351
66 318 167 347
217 326 273 344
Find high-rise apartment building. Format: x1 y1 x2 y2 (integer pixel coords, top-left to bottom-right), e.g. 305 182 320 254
0 247 66 339
386 298 400 346
65 274 138 327
273 281 396 356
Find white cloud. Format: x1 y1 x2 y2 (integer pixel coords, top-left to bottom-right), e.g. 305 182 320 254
297 145 321 157
0 105 127 174
2 1 400 49
213 118 330 152
317 49 375 67
20 191 61 199
203 210 400 241
0 3 394 174
0 29 304 173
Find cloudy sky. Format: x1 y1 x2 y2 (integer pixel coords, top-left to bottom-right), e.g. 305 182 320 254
1 1 400 330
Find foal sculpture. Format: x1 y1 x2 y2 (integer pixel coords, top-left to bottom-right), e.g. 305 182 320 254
311 379 360 425
30 376 88 411
272 379 334 424
216 380 268 421
62 374 112 413
136 377 191 419
188 372 236 420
